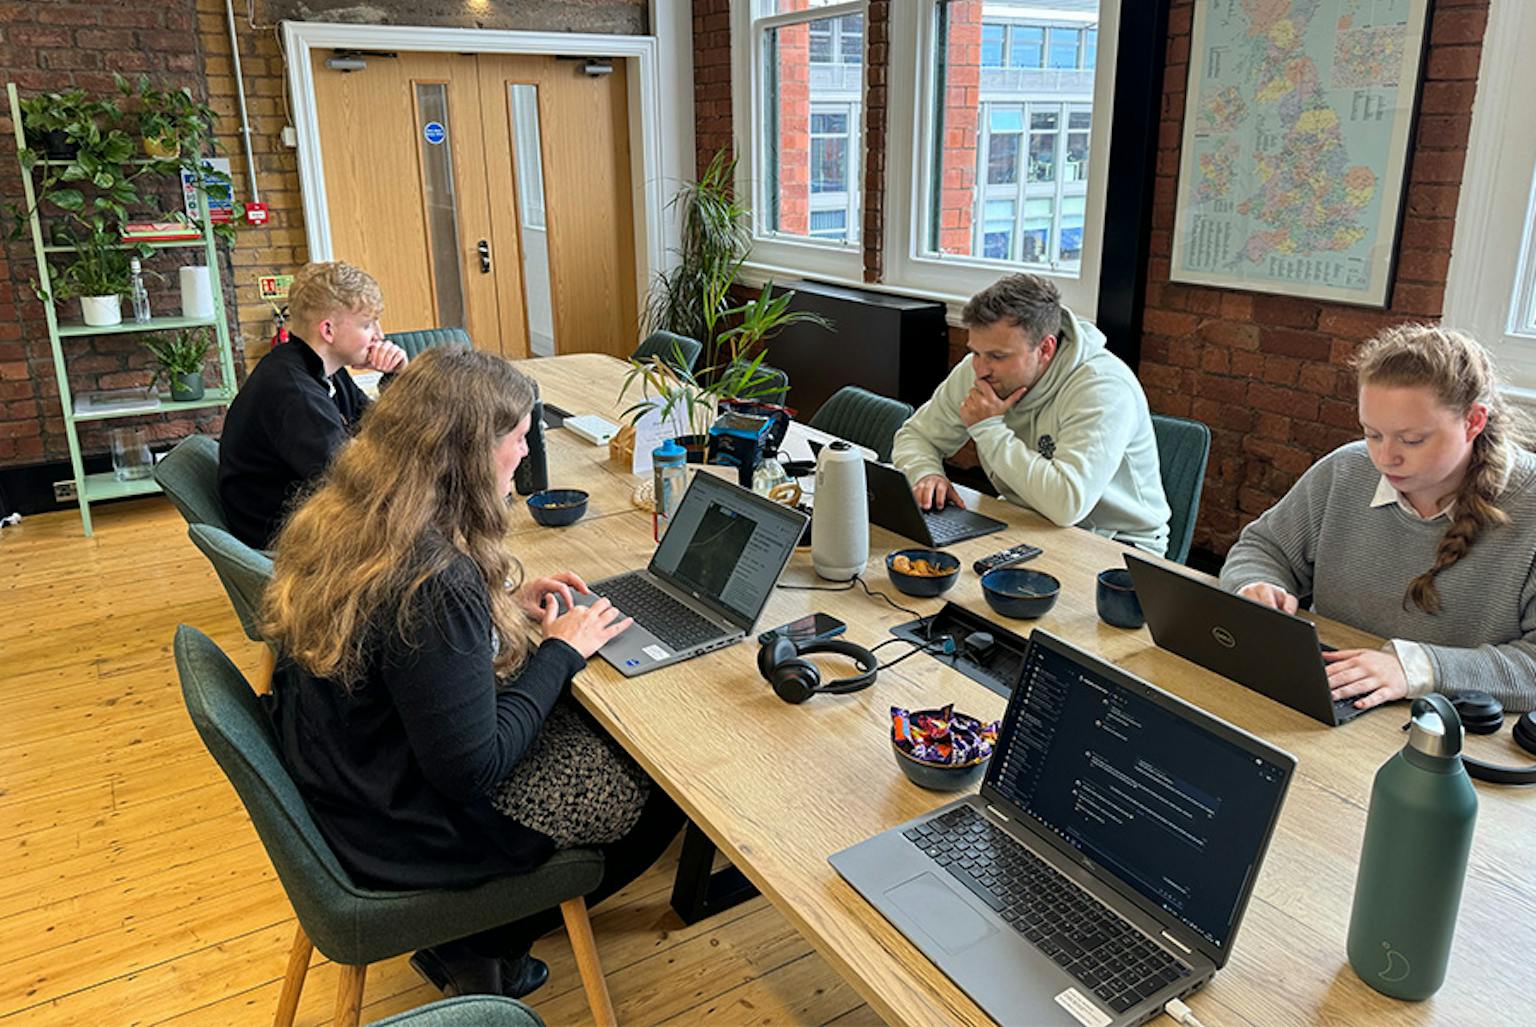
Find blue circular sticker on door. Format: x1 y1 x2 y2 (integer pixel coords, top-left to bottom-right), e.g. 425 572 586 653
423 121 446 145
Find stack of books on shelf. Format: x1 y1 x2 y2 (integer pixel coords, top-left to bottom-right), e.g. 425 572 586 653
73 388 162 415
119 221 201 243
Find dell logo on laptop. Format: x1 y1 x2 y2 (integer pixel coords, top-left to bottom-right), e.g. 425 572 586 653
1212 626 1237 648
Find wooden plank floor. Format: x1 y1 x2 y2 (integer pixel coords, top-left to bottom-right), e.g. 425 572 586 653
0 499 884 1026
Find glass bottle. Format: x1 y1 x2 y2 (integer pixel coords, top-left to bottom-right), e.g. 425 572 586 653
129 258 152 323
652 438 687 542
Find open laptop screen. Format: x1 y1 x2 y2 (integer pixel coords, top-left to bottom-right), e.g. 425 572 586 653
988 635 1292 957
650 472 806 627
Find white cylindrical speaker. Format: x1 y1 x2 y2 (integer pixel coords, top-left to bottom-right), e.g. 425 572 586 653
180 265 214 318
812 441 869 581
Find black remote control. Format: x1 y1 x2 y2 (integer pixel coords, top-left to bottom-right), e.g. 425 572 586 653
972 543 1043 575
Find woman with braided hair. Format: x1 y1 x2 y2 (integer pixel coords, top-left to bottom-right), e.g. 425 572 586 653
1220 323 1536 712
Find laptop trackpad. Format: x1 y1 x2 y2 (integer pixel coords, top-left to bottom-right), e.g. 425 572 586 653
885 873 997 954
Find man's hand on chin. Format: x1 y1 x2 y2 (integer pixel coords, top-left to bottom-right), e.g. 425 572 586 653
358 342 409 373
959 380 1027 427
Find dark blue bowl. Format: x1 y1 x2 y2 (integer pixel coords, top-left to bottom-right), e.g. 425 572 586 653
526 489 589 527
980 567 1061 619
886 548 961 598
892 742 991 792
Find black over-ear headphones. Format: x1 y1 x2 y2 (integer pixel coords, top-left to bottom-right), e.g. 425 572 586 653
757 634 878 704
1450 691 1536 785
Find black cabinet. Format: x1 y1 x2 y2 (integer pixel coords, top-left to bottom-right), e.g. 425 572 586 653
761 280 949 418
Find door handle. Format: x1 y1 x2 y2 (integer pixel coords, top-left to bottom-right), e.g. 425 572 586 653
477 239 491 273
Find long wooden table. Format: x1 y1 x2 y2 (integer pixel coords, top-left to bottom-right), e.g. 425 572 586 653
518 354 1536 1026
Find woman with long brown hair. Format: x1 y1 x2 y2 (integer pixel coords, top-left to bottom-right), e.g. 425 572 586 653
1221 324 1536 712
262 347 681 998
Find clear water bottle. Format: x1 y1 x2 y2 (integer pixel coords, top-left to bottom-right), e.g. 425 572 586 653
129 258 152 323
652 438 687 542
1346 694 1477 1000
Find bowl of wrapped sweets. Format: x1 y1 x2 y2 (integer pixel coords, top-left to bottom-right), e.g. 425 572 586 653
885 548 961 598
890 704 1000 791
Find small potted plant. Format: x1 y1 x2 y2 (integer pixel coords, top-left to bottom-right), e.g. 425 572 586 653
620 350 787 462
120 75 218 162
49 229 134 326
17 88 109 161
144 327 213 401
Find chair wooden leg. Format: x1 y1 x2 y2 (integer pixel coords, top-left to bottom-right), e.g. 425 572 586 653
333 963 367 1027
253 643 277 696
561 897 617 1027
274 923 313 1027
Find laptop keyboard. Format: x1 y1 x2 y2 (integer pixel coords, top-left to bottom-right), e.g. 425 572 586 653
904 805 1190 1015
591 573 724 652
924 509 984 545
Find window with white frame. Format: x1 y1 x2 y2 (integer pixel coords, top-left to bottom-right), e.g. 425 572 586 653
744 0 866 257
734 0 1117 315
1442 1 1536 390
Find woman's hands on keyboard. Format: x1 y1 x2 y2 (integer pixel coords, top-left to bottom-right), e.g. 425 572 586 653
541 594 633 658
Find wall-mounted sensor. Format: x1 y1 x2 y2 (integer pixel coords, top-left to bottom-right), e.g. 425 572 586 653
325 56 367 72
582 60 615 77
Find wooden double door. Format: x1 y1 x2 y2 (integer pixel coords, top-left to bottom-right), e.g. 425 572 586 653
310 50 638 359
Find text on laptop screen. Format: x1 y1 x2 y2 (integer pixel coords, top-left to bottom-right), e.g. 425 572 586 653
991 644 1289 951
651 475 804 623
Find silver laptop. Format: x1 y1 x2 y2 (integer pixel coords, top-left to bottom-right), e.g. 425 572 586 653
573 472 807 677
806 441 1007 547
831 631 1294 1027
1124 552 1366 726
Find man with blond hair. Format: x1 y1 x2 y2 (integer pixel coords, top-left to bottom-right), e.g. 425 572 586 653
218 261 409 549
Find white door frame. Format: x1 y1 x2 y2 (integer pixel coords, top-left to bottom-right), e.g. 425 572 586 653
282 20 669 333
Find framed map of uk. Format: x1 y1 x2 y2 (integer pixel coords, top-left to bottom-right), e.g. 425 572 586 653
1170 0 1432 306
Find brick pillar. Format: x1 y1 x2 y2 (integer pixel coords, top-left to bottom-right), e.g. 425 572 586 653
862 1 889 280
693 0 734 174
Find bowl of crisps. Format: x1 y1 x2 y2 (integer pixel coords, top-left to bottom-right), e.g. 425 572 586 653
890 705 999 791
885 548 961 598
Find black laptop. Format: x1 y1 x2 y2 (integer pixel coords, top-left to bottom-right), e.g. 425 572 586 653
1124 552 1368 726
807 441 1006 547
831 630 1294 1026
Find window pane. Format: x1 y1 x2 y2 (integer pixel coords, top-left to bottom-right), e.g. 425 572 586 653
1048 28 1080 69
982 24 1005 67
762 19 862 243
841 14 863 65
809 21 833 63
1009 26 1044 68
755 0 845 13
926 1 1101 271
987 132 1020 184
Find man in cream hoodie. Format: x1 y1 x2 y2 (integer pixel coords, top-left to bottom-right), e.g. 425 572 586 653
892 273 1171 555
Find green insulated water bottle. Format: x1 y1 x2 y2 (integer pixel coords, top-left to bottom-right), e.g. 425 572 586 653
1347 694 1477 1000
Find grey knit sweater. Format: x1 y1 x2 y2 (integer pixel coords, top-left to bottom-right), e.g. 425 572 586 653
1220 441 1536 710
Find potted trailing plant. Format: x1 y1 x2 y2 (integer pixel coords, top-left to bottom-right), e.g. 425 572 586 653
49 228 135 326
16 88 111 161
120 74 218 162
144 327 213 401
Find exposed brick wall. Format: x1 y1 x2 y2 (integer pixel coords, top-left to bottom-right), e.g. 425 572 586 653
1141 0 1489 553
775 18 811 235
861 0 888 281
0 0 234 469
0 0 646 474
936 1 979 257
693 0 733 174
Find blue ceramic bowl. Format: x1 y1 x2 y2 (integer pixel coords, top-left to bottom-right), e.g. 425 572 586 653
526 489 589 527
980 567 1061 619
892 742 991 792
886 548 961 598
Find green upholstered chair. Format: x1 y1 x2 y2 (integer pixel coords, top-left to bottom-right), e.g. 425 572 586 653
632 330 703 375
173 625 616 1027
807 386 915 462
187 523 272 645
153 434 228 531
367 995 544 1027
729 360 791 408
385 327 473 361
1151 413 1213 565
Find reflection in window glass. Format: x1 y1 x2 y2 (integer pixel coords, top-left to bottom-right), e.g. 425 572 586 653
414 83 465 330
1048 27 1080 68
760 13 863 244
982 24 1005 67
1009 26 1044 68
925 1 1101 271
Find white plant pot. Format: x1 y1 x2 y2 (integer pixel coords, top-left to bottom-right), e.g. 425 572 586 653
80 294 122 327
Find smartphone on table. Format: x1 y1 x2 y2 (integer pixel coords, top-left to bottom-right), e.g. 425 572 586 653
757 612 847 646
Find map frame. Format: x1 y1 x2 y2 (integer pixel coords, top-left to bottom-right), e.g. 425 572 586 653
1170 0 1433 307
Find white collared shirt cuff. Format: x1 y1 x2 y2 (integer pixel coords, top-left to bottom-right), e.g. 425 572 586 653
1387 639 1436 697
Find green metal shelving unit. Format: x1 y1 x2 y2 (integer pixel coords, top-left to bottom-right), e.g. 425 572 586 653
7 82 239 536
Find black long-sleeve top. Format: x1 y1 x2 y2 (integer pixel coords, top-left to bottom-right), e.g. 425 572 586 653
218 335 371 550
267 554 586 889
